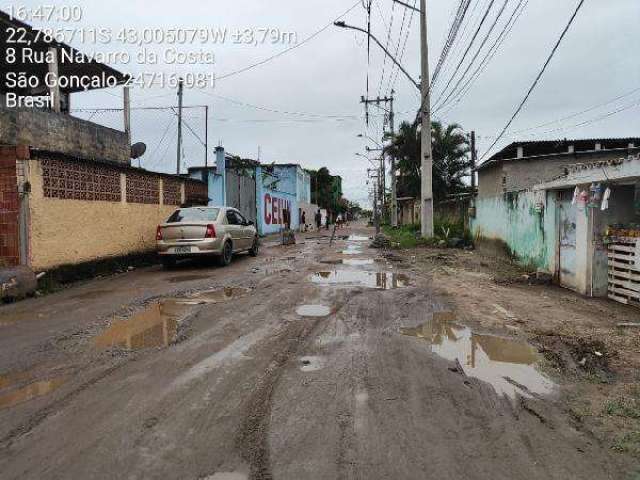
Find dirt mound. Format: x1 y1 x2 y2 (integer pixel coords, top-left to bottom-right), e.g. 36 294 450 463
533 333 616 382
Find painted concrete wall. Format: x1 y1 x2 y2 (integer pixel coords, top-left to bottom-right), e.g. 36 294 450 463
23 158 207 271
471 191 557 272
256 166 298 235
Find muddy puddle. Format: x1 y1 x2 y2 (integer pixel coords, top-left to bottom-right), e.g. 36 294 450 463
346 235 370 242
95 300 185 350
321 258 380 266
311 271 409 289
296 305 332 317
94 287 250 350
300 356 324 372
341 244 363 255
186 287 251 304
401 312 555 399
0 376 66 410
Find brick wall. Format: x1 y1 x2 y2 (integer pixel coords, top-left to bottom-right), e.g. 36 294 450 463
0 147 20 266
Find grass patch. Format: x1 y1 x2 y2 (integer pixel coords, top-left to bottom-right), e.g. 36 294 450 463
382 216 472 249
382 224 430 249
603 396 640 419
611 431 640 454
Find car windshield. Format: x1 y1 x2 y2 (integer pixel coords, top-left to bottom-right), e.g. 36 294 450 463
166 208 219 223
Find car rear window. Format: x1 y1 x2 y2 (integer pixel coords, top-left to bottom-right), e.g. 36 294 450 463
167 208 219 223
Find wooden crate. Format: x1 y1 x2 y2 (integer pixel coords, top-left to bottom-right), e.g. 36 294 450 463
608 237 640 307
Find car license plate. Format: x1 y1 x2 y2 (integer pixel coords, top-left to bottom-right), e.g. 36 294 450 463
174 246 192 254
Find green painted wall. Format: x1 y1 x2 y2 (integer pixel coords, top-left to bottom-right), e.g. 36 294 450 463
471 191 557 271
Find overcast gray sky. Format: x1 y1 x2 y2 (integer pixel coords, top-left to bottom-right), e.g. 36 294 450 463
15 0 640 206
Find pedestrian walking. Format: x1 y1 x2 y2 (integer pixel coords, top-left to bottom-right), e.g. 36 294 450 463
315 209 322 231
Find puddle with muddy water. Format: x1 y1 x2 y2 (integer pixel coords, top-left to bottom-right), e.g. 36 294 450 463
341 244 363 255
321 258 381 266
346 235 370 242
94 287 250 350
311 271 409 289
186 287 252 304
299 356 324 372
0 376 66 410
296 305 332 317
401 312 555 399
95 300 186 350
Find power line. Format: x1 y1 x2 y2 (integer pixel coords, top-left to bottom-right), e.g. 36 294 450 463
433 0 497 106
480 0 588 160
215 1 361 81
376 0 395 97
431 0 473 88
434 0 528 116
509 86 640 135
433 0 510 112
388 0 417 94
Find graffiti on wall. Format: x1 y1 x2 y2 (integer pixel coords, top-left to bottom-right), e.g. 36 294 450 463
264 193 291 226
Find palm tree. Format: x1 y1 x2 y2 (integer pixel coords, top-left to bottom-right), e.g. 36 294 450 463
384 120 471 201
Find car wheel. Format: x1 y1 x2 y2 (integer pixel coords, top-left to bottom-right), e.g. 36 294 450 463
249 237 259 257
161 257 176 269
218 241 233 267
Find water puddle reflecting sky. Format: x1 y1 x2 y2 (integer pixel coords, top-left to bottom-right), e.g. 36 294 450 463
401 312 555 399
311 271 409 289
296 305 332 317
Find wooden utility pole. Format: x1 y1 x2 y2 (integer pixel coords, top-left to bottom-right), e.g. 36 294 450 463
419 0 434 238
176 78 184 175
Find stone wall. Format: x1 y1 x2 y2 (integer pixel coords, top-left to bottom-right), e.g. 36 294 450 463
0 107 130 164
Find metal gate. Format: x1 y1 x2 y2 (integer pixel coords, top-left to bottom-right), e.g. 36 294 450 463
225 168 257 224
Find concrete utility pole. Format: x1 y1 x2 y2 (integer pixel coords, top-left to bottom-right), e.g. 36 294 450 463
176 78 184 175
205 105 209 167
389 93 397 227
470 131 477 191
420 0 434 238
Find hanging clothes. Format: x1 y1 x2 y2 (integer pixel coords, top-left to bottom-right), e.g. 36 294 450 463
601 187 611 211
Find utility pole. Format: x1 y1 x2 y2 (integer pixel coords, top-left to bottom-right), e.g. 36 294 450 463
361 94 395 225
470 131 477 192
176 78 184 175
205 105 209 167
389 93 397 227
419 0 434 238
368 169 380 235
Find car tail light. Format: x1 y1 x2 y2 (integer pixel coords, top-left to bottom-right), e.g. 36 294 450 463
156 226 163 241
205 224 216 238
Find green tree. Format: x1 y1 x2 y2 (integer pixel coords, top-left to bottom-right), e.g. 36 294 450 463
384 120 471 201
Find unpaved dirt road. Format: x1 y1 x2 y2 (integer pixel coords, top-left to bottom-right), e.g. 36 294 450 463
0 225 632 479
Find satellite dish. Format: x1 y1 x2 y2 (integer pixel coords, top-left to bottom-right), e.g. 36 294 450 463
131 142 147 159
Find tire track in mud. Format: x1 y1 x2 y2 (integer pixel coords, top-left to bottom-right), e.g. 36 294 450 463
234 295 351 480
0 358 133 451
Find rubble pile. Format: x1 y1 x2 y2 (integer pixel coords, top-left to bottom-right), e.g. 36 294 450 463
370 234 391 249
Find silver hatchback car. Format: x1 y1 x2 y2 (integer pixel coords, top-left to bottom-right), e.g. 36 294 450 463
157 206 259 268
